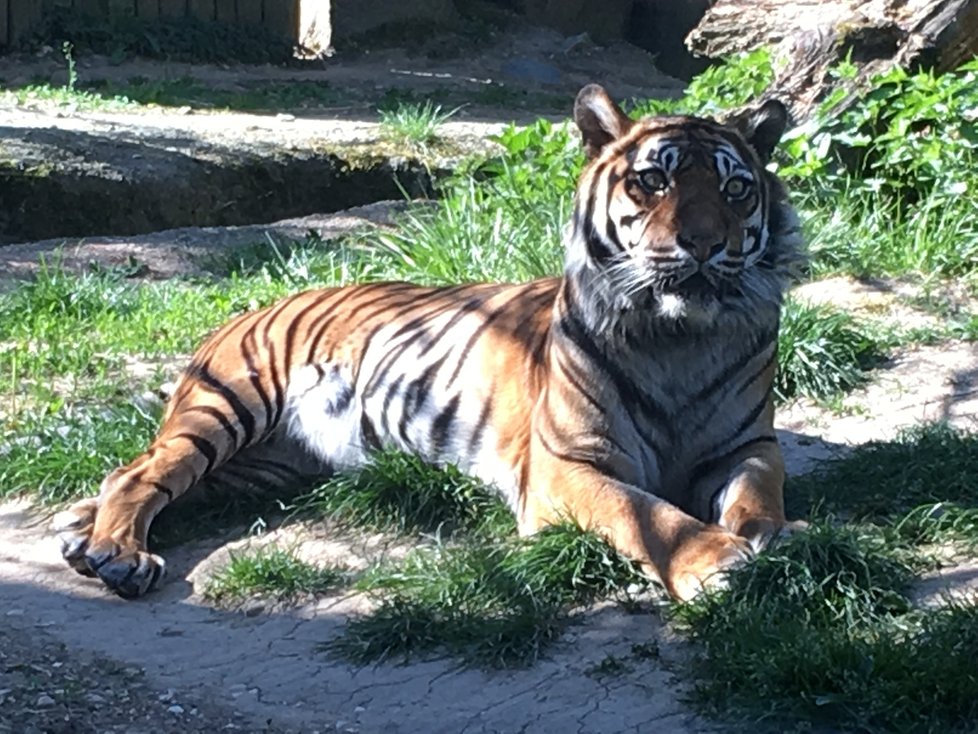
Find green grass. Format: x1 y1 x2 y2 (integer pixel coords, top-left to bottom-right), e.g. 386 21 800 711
789 423 978 549
299 450 514 539
776 297 885 403
0 48 976 731
378 101 458 149
204 545 347 604
2 83 137 112
671 523 978 733
678 424 978 731
0 401 159 504
330 521 645 667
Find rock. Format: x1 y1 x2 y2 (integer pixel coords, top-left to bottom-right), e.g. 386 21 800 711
36 693 55 707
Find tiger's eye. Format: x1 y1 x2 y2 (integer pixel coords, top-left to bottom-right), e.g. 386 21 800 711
637 169 668 193
723 177 752 199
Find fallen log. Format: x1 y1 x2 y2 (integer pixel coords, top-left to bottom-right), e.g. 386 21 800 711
686 0 978 121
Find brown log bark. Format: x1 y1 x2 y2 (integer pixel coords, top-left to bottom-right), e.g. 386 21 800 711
686 0 978 121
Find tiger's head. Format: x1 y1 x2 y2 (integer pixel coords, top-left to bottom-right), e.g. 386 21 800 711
566 84 803 330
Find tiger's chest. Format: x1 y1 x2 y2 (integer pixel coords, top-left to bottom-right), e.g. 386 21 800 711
587 326 777 503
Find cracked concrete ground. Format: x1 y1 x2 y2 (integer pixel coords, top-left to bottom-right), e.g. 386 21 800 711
0 502 715 733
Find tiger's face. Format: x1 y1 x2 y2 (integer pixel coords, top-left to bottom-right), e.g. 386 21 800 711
569 85 793 326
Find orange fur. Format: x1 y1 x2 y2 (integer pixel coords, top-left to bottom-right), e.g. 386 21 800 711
54 86 803 600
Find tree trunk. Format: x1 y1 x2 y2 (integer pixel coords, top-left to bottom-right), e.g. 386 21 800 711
686 0 978 121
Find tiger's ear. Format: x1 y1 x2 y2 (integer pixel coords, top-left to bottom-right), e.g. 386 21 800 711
727 99 789 164
574 84 633 160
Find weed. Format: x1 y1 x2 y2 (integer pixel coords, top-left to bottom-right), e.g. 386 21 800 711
0 401 159 504
378 101 458 149
672 521 977 732
204 545 346 604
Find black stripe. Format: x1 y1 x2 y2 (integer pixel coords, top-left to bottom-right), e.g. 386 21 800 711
690 434 778 491
691 332 775 404
379 374 404 438
185 363 257 446
735 345 778 396
360 413 382 451
554 350 606 415
445 285 554 388
430 394 460 456
537 431 621 480
397 354 450 444
305 283 416 363
419 292 495 357
151 482 174 502
175 432 218 475
185 405 240 448
284 291 333 372
467 395 493 455
240 326 274 435
361 287 477 396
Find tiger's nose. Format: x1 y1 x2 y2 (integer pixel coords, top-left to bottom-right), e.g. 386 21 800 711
677 236 726 262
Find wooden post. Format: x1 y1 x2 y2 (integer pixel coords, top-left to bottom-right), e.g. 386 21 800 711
237 0 261 25
134 0 159 19
188 0 214 21
159 0 187 17
263 0 298 39
214 0 235 23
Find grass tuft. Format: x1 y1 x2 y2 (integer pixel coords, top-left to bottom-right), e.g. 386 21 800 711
790 423 978 550
204 545 346 604
299 451 515 539
329 521 645 667
790 423 978 518
378 101 457 149
775 297 884 403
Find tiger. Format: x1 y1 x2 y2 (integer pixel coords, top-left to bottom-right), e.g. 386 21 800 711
53 84 805 602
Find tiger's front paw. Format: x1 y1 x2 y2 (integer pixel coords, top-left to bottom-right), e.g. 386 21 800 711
84 540 167 599
52 498 166 598
668 526 752 602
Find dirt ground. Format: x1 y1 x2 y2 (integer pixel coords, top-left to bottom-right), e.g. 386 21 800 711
2 28 977 734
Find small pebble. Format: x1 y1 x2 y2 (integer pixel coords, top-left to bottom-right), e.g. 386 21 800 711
167 704 185 715
36 694 56 707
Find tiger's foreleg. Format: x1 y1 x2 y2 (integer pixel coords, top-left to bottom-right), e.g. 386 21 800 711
521 458 753 602
712 440 804 552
